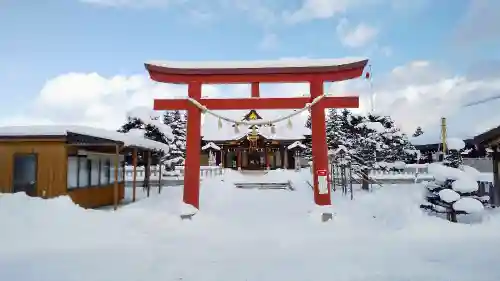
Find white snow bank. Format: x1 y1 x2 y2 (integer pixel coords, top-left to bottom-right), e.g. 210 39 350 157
452 177 479 193
438 189 461 203
2 173 500 281
427 163 467 182
453 197 485 213
447 138 465 150
0 125 169 152
460 165 482 180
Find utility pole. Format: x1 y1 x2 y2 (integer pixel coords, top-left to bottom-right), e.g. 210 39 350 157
441 117 447 154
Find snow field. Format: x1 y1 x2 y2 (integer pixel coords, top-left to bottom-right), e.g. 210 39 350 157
1 169 500 281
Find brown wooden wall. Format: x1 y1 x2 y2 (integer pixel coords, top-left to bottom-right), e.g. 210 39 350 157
200 153 209 166
0 139 125 209
0 139 67 197
68 183 124 209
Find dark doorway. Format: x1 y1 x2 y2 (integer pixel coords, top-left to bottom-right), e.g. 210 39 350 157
247 151 263 170
12 154 38 196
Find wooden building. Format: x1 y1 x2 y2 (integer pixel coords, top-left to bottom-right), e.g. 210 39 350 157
200 109 308 170
474 126 500 206
0 125 167 209
411 139 487 164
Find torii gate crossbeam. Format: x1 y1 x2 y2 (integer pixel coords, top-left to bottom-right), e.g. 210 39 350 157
145 58 369 210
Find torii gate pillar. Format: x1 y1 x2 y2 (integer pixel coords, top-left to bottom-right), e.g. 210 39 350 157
184 82 202 208
146 58 369 210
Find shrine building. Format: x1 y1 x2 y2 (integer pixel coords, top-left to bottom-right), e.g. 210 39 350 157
199 109 308 170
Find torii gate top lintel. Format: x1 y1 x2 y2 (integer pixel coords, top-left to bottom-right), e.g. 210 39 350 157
144 57 369 211
145 58 368 84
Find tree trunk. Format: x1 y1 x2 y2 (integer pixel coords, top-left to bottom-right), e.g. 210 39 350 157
361 168 370 191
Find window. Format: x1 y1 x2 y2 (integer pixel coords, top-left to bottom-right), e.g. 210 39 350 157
90 158 100 186
118 161 124 183
100 158 111 185
67 157 79 189
110 161 116 183
78 158 90 187
67 153 123 189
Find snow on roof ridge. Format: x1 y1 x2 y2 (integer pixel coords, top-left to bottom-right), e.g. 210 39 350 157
287 141 306 150
0 125 169 152
147 57 368 69
202 142 221 151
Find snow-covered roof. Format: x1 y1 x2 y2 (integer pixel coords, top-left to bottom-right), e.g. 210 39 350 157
0 125 169 152
147 58 368 70
287 141 306 150
202 142 221 151
202 110 310 141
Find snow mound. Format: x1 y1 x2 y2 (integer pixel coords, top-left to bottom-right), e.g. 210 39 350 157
452 177 479 193
460 165 482 180
3 171 500 281
447 138 465 150
453 197 484 213
438 189 460 203
427 163 467 182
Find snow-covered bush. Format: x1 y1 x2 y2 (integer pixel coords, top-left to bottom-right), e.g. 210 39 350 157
420 139 487 223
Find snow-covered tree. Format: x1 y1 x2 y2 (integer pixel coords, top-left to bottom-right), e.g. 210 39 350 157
413 126 424 137
420 138 486 222
119 107 173 166
325 109 342 150
162 110 186 170
370 115 418 170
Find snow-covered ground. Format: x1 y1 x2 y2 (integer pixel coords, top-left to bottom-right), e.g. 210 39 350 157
1 169 500 281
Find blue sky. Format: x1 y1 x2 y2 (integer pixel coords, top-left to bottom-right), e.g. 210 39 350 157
0 0 499 141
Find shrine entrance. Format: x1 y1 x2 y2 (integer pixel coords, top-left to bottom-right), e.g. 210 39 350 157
146 58 369 210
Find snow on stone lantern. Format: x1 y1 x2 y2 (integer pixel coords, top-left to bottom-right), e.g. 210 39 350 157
201 142 221 167
287 141 307 171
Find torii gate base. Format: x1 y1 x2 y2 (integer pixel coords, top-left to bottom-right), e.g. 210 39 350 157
146 59 369 211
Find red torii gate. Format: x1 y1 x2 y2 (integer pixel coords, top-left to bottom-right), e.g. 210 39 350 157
145 58 369 209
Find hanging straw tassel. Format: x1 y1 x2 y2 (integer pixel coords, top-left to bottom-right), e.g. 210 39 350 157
234 123 240 134
218 118 223 130
287 118 293 129
270 124 276 134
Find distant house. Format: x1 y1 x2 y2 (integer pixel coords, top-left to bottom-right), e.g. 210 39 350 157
412 139 487 163
0 125 167 208
474 126 500 205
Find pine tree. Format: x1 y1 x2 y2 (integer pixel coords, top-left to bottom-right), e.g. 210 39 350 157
420 139 485 222
371 115 418 170
162 110 187 170
413 126 424 137
325 109 342 150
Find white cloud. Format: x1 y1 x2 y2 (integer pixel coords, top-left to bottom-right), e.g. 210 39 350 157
336 18 379 48
4 59 500 146
283 0 354 23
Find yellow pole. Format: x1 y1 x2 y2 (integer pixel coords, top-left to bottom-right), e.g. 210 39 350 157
441 117 447 153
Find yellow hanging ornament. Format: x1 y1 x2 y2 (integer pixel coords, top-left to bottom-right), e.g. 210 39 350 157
218 118 223 129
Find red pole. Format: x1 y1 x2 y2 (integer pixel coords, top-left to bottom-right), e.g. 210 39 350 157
310 78 331 206
251 82 260 98
183 82 202 209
